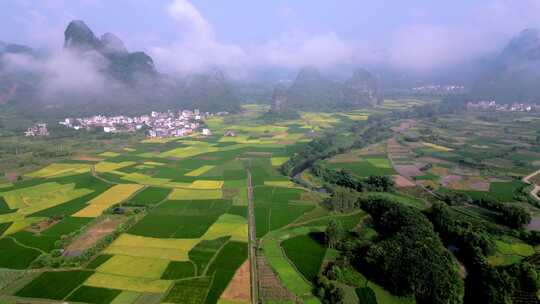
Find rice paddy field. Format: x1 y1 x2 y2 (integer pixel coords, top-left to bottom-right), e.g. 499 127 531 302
1 105 377 304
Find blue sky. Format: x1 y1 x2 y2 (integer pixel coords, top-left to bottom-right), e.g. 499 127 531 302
2 0 540 74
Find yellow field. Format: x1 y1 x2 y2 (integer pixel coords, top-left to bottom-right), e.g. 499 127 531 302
121 173 170 186
100 152 121 158
97 255 169 279
160 145 219 159
169 188 222 200
301 112 340 128
264 181 296 188
341 113 369 121
190 180 224 189
2 217 44 236
123 148 136 152
110 291 140 304
73 184 143 217
144 161 166 166
84 273 172 293
141 137 177 144
95 161 137 173
422 142 453 152
104 234 199 261
202 214 247 242
185 165 216 177
25 163 91 178
1 182 93 215
270 157 289 167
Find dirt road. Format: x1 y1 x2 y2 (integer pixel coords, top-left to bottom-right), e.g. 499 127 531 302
523 169 540 202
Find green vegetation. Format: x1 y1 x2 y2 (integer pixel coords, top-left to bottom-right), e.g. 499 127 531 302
0 238 41 269
163 276 212 304
189 236 230 275
282 233 326 282
87 254 114 269
66 286 122 304
15 270 93 300
205 241 248 304
161 261 196 279
124 187 171 206
4 102 540 304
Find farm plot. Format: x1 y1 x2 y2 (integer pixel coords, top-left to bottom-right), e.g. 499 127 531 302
124 186 171 207
186 165 216 176
253 186 315 237
161 261 196 279
25 163 92 178
163 276 212 304
205 241 248 304
0 237 41 269
128 199 231 238
73 184 143 217
219 260 250 303
326 156 396 177
261 226 322 301
281 233 327 282
11 216 91 253
84 273 172 293
96 255 169 279
16 270 94 300
488 237 535 266
67 286 122 304
0 182 94 215
104 234 199 261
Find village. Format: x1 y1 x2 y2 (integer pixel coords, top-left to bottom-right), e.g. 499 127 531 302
25 109 225 138
467 100 540 112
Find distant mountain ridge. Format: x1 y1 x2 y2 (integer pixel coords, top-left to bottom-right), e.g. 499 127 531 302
64 20 157 84
471 28 540 103
276 67 382 110
0 20 240 116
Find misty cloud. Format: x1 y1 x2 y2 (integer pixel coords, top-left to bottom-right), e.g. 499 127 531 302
42 50 108 95
149 0 361 75
5 0 540 78
1 48 111 99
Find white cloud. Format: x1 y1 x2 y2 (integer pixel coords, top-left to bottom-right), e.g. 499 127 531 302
42 49 108 95
150 0 366 76
256 31 356 69
1 49 108 96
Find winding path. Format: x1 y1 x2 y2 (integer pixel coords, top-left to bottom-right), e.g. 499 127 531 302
523 169 540 202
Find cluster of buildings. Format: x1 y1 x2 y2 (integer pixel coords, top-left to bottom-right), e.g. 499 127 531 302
467 101 540 112
412 85 466 94
58 109 215 138
24 123 49 137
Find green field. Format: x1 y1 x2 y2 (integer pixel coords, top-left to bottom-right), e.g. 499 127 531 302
163 276 212 304
281 233 326 282
16 270 94 300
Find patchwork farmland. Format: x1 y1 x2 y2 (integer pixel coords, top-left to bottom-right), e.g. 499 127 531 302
0 105 379 304
2 102 540 304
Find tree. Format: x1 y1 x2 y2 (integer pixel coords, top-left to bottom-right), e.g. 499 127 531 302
358 197 464 304
326 187 360 211
326 219 345 249
500 205 531 229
